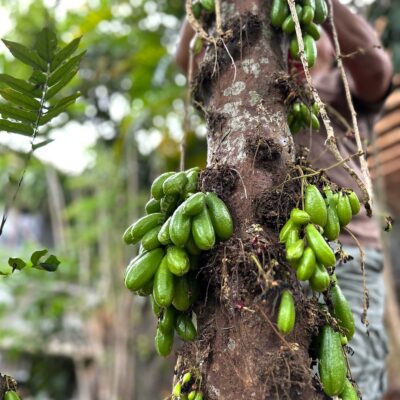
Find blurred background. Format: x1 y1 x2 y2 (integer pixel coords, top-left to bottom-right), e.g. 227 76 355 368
0 0 398 399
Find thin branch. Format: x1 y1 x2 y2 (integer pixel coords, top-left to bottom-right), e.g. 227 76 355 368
215 0 223 36
287 0 369 204
185 0 215 43
326 0 373 204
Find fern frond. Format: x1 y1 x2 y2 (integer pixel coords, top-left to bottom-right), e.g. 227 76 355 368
0 27 83 140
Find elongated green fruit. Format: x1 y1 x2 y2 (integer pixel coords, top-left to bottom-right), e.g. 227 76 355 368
151 172 174 200
285 228 300 249
302 5 315 24
158 217 172 245
163 172 189 195
184 169 199 195
331 282 355 340
295 4 303 19
304 34 317 68
192 1 202 19
160 193 180 216
170 204 191 247
290 118 303 134
311 112 320 130
145 198 161 214
186 235 201 255
324 204 340 241
159 306 177 333
339 379 359 400
312 102 320 115
337 192 353 226
290 36 300 60
125 248 164 292
188 391 197 400
182 372 192 384
173 274 199 311
306 22 321 40
4 391 21 400
318 325 347 396
286 239 304 262
142 225 162 251
173 383 182 397
296 247 316 281
155 327 174 356
200 0 214 12
182 192 206 216
305 185 327 227
282 15 295 34
151 294 161 316
305 224 336 266
166 246 190 276
175 314 197 341
314 0 328 24
271 0 289 27
279 219 296 243
347 191 361 215
290 208 310 225
277 290 296 334
194 393 203 400
205 192 234 240
309 262 330 292
192 207 216 250
153 256 175 307
123 213 165 245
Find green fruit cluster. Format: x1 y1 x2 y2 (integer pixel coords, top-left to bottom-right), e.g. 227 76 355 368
278 183 360 396
288 99 320 134
271 0 328 68
192 0 215 19
172 372 204 400
122 167 234 357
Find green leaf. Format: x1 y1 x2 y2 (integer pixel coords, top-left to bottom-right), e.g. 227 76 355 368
33 139 54 150
51 37 82 71
0 88 41 110
30 249 48 265
8 257 26 270
0 74 38 97
0 103 37 123
39 92 80 125
2 39 48 71
30 70 47 85
45 69 78 101
37 254 60 272
48 51 85 87
35 28 57 62
0 119 34 135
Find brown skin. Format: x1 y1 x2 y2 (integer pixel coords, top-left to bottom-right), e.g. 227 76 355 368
176 0 393 103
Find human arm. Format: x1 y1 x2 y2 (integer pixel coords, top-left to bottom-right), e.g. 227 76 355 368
323 0 393 103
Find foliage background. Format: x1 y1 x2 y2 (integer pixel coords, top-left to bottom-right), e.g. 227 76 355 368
0 0 397 399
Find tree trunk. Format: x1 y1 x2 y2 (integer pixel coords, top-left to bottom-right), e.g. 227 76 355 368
177 1 323 399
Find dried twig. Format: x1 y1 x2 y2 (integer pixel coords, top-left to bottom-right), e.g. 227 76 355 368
185 0 214 43
326 0 373 204
287 0 369 204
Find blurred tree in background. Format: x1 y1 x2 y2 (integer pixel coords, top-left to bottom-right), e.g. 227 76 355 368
0 0 206 398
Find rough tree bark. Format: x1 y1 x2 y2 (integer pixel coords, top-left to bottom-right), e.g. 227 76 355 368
176 1 324 399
